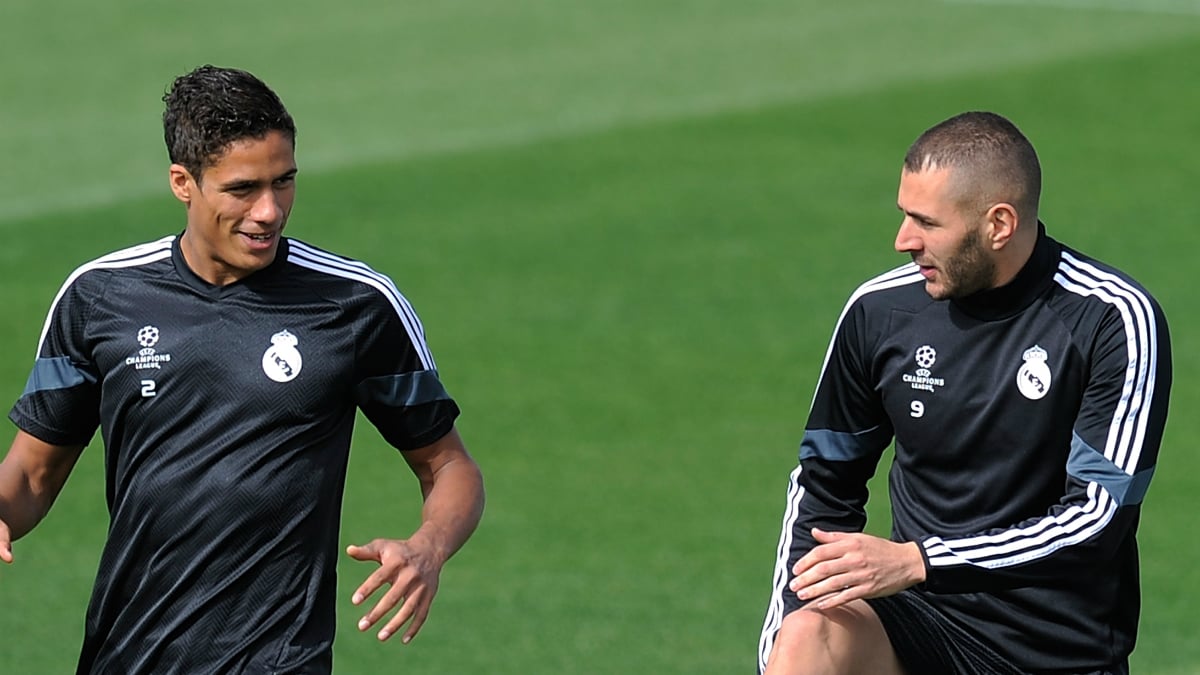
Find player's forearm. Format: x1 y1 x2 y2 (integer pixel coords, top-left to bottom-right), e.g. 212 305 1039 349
0 433 84 540
412 456 485 566
0 463 55 540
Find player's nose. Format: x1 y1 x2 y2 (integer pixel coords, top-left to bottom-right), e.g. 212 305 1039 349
249 189 283 225
894 217 921 254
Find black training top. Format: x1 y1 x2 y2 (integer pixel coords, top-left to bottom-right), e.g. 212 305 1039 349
10 235 459 674
758 225 1172 672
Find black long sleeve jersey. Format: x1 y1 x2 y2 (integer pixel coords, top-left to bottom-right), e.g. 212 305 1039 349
10 235 459 674
758 226 1171 673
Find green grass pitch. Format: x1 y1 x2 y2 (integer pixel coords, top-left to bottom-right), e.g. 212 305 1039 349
1 1 1198 673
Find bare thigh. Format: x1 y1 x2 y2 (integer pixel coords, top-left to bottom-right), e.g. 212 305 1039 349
764 600 906 675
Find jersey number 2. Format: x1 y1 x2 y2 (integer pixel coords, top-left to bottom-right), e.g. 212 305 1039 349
141 380 157 398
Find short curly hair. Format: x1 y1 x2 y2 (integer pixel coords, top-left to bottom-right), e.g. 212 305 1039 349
163 65 296 182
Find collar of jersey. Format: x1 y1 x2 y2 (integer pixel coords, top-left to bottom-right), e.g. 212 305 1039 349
951 222 1059 321
171 234 291 296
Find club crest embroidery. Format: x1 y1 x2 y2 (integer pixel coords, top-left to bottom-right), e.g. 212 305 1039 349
262 330 303 383
1016 345 1051 400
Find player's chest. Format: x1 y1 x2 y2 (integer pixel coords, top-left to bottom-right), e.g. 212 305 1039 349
874 307 1084 434
88 295 356 409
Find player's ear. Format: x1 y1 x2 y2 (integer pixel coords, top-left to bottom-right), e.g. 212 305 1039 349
168 164 197 205
985 202 1019 250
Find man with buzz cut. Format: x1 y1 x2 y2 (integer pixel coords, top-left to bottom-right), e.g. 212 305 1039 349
0 64 485 674
759 111 1171 675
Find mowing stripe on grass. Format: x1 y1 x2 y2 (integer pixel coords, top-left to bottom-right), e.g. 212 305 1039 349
944 0 1200 15
2 5 1197 228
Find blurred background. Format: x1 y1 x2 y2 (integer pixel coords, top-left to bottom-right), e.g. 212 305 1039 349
1 1 1197 672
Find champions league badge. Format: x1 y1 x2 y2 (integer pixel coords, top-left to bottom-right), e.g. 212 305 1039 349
1016 345 1052 400
137 325 160 348
125 325 172 371
262 330 303 383
903 344 945 393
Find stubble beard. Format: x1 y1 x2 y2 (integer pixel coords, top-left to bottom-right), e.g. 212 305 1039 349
934 227 996 300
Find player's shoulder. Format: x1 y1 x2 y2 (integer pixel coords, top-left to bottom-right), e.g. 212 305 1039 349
57 235 177 295
282 237 417 316
283 237 397 288
1052 243 1158 298
843 262 929 314
1048 241 1165 325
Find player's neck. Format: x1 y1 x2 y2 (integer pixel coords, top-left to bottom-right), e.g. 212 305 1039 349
988 227 1039 290
179 230 254 287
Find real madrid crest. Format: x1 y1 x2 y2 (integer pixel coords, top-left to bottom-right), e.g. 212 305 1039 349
1016 345 1051 400
262 330 303 383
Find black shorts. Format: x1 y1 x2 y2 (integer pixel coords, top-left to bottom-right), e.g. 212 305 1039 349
865 591 1129 675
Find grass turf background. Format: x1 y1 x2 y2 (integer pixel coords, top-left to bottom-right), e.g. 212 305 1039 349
1 2 1197 672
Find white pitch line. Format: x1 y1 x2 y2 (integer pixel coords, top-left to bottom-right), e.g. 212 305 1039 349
944 0 1200 15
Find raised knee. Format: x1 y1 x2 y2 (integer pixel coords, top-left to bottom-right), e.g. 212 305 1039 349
771 604 876 663
766 610 840 673
776 607 837 647
767 603 900 675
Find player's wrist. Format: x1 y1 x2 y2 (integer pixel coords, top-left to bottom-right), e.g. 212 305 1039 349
411 522 453 566
906 541 927 585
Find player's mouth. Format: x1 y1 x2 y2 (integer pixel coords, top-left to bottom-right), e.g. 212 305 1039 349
239 231 278 251
913 260 937 280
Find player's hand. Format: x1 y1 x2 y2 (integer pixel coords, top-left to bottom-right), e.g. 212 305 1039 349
347 536 444 644
0 518 12 564
788 528 925 610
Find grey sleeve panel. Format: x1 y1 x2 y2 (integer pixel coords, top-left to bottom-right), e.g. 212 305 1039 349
1067 431 1154 507
22 356 97 397
355 369 451 408
798 425 891 462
